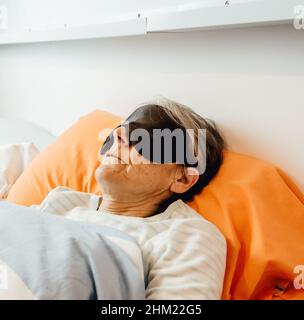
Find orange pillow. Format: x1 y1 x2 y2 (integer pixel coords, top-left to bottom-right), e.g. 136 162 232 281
7 109 304 300
188 153 304 300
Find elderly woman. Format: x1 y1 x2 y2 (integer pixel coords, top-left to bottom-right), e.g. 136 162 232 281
37 97 227 300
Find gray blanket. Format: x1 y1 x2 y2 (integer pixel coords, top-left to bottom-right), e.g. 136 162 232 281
0 201 145 300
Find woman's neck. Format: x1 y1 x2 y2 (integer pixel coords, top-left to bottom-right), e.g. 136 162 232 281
99 192 170 218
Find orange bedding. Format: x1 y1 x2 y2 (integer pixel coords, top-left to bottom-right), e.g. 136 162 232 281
189 152 304 299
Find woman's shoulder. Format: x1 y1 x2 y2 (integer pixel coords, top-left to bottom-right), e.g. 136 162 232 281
162 199 226 245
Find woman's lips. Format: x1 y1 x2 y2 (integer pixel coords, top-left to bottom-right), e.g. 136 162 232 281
106 153 125 163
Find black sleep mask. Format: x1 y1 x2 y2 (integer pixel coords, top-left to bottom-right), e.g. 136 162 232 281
100 104 204 168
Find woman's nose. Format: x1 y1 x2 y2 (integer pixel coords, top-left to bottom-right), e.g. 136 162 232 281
113 126 128 147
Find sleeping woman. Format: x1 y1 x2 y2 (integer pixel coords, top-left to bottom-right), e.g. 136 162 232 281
36 97 227 300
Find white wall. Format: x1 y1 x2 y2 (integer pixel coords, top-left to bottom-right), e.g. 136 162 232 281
0 24 303 191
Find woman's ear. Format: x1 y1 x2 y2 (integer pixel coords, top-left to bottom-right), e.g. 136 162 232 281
170 166 199 194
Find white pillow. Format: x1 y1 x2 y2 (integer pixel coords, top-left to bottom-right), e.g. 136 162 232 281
0 118 55 151
0 143 39 199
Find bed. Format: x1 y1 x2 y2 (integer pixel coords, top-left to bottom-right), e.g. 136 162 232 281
1 112 304 300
